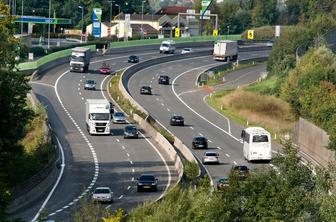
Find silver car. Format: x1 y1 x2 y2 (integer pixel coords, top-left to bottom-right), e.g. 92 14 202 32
84 80 96 90
112 112 126 124
181 48 192 54
202 151 219 164
92 187 113 203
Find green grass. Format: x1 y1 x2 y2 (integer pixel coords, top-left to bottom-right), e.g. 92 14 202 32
205 62 266 86
246 75 278 94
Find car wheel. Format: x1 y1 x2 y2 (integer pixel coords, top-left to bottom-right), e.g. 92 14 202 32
137 187 141 192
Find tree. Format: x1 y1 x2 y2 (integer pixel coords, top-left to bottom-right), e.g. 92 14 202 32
0 2 32 219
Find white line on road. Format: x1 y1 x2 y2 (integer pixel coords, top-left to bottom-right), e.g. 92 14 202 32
126 153 130 157
167 108 170 112
132 169 135 173
116 138 120 142
118 195 124 199
225 153 230 157
216 146 222 150
30 82 55 88
199 133 203 136
190 126 194 130
105 205 111 210
127 186 131 190
233 161 237 165
81 97 84 100
208 139 213 143
161 103 164 106
130 160 133 165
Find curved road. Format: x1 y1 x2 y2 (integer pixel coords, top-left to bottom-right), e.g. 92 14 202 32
15 48 203 221
128 51 272 185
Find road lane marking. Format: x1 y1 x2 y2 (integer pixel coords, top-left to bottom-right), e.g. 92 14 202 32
161 103 164 106
233 161 237 165
216 146 222 150
190 126 194 130
208 139 213 143
116 139 120 142
127 186 131 190
167 108 170 112
225 153 230 157
199 133 203 136
172 65 241 144
105 205 111 210
130 160 133 165
118 195 124 199
30 82 55 88
126 153 130 157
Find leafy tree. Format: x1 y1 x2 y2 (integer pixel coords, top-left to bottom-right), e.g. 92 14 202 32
251 0 278 27
0 2 32 219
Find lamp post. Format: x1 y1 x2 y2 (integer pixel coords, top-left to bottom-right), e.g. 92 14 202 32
141 0 145 39
78 6 84 43
115 4 120 41
47 0 51 49
21 0 23 34
110 0 114 33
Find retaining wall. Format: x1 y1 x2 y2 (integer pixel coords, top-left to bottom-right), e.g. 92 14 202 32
293 117 334 167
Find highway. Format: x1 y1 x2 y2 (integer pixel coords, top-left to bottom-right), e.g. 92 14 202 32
127 51 271 185
16 48 200 221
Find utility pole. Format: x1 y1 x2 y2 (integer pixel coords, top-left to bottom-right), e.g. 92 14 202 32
78 6 84 43
47 0 51 49
141 1 145 39
21 0 23 34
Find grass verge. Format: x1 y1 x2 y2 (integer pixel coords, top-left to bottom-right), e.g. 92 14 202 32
205 61 266 86
206 87 295 140
8 103 54 186
108 71 175 144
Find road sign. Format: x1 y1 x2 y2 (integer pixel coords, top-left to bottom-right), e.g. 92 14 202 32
175 28 180 38
107 27 111 35
200 10 211 20
247 30 254 40
275 25 281 37
186 9 195 19
213 29 218 36
92 8 102 38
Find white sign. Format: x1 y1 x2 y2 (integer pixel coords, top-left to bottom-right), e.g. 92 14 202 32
28 53 34 61
275 25 281 37
202 0 211 7
200 10 211 20
186 9 195 19
125 14 131 37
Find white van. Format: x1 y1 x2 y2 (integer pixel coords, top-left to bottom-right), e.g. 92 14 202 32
241 127 272 162
159 40 176 54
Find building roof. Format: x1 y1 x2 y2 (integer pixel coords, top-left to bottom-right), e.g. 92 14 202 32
131 24 158 35
115 13 162 21
156 6 190 15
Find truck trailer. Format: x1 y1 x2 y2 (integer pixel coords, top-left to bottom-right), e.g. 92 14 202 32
70 47 91 72
213 40 238 61
85 99 111 135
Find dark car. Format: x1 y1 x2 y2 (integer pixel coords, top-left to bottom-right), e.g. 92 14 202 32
170 114 184 126
128 55 139 63
158 75 169 85
124 125 139 139
140 86 152 95
192 136 208 149
231 165 249 179
137 174 158 192
217 177 229 190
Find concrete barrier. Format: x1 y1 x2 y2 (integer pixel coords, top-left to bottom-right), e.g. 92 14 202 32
293 117 334 167
133 114 184 183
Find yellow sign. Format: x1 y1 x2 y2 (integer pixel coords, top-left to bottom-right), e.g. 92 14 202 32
213 29 218 36
247 30 254 40
175 28 180 38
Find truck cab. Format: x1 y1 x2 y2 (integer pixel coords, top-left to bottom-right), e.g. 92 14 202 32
160 40 176 54
86 99 111 135
70 47 91 72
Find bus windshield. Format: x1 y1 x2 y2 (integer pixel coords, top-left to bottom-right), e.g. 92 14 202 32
252 135 269 143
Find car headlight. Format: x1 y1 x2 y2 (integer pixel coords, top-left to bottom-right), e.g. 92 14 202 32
151 183 156 185
138 183 143 185
90 122 95 126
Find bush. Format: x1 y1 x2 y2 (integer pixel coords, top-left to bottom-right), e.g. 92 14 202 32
241 26 288 40
28 46 46 57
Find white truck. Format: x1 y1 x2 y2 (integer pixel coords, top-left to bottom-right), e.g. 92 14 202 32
70 47 91 72
159 40 176 54
85 99 111 135
213 40 238 61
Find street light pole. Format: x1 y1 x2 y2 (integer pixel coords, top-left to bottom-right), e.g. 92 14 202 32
115 4 120 41
47 0 51 49
78 6 84 43
227 25 230 40
141 1 145 39
21 0 23 34
110 1 114 32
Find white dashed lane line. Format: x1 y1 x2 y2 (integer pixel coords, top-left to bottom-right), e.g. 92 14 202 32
190 126 194 130
132 169 135 173
225 153 230 157
199 133 204 136
208 139 213 143
81 97 84 100
132 177 135 181
127 186 131 190
233 161 237 165
167 108 170 112
161 103 164 106
217 146 222 150
118 195 124 200
116 139 120 142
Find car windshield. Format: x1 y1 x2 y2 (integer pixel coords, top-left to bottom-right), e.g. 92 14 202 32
252 135 269 142
206 153 217 157
183 48 191 51
86 80 95 84
161 43 169 47
195 137 206 142
130 56 137 59
173 116 182 119
71 56 83 62
126 126 137 132
114 112 124 117
94 188 110 194
234 166 248 171
219 178 229 183
139 175 155 181
91 113 110 120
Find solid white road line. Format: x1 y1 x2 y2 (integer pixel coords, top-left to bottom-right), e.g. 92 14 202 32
31 137 65 222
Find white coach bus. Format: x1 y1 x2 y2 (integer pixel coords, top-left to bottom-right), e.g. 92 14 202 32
241 127 272 162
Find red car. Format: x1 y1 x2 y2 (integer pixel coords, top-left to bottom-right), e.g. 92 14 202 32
99 63 112 74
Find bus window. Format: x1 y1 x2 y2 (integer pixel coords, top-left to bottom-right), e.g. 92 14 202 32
252 135 269 142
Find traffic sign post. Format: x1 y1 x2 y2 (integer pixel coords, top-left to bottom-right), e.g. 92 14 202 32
213 29 218 36
175 27 180 38
247 30 254 40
